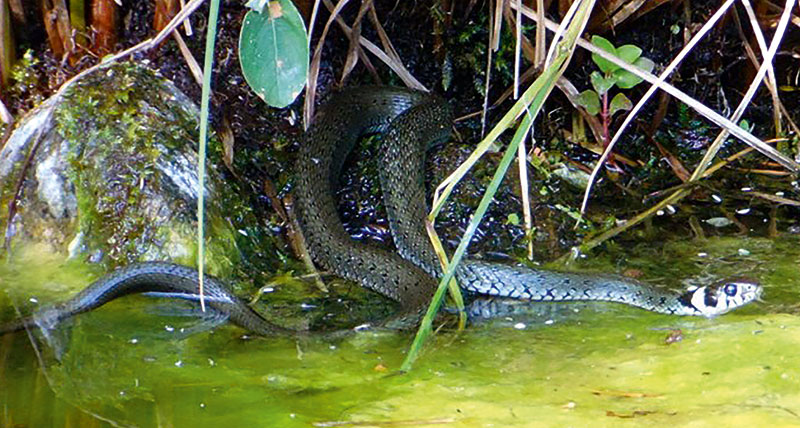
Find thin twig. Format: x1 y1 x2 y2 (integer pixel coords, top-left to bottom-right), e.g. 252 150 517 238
305 0 355 129
514 0 522 99
172 31 203 85
738 0 782 135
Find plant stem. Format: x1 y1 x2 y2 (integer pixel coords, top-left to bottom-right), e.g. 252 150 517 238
197 0 221 311
601 91 609 148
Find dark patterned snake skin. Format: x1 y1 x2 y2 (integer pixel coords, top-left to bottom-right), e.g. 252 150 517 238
294 86 761 317
0 87 762 337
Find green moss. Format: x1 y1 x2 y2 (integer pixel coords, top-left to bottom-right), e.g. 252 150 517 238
54 65 181 265
0 134 16 221
26 63 252 277
450 14 536 96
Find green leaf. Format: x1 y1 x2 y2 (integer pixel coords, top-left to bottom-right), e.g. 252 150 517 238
590 35 618 73
576 90 601 115
608 93 632 117
634 56 655 73
739 119 752 132
616 45 642 64
239 0 309 108
613 56 654 89
505 213 520 226
590 71 615 96
613 69 640 89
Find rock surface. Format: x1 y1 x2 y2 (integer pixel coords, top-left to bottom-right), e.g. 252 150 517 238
0 63 283 280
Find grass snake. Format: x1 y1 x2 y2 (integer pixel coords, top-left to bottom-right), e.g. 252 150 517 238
294 86 760 317
0 87 761 337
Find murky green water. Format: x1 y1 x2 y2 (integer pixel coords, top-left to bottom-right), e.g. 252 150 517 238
1 236 799 427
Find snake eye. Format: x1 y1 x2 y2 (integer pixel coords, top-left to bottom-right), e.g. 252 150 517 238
724 283 738 297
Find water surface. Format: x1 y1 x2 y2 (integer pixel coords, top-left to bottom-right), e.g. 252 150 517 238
1 236 799 427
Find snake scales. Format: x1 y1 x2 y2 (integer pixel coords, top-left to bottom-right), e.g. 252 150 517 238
294 86 760 317
0 87 761 337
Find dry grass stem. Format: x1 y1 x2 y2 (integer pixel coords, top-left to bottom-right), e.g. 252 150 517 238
172 31 203 85
305 0 354 129
367 5 401 62
576 0 736 219
686 0 796 183
339 0 371 84
308 0 322 50
179 0 194 35
511 0 800 252
517 124 534 260
739 0 783 134
534 0 545 64
513 1 800 175
514 0 522 99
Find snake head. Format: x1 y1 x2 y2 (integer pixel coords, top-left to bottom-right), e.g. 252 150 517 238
684 278 763 317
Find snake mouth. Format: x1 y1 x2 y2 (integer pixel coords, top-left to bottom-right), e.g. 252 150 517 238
743 283 764 302
750 288 766 305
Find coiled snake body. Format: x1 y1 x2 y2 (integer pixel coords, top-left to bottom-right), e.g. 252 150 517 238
0 87 761 337
294 86 760 317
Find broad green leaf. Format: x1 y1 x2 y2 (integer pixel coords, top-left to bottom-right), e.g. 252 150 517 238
239 0 309 108
634 56 655 73
590 71 615 96
613 69 640 89
617 45 642 64
613 56 654 89
590 35 618 73
609 93 632 117
576 89 601 115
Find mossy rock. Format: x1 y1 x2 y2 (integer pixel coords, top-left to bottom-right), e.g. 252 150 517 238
0 63 284 283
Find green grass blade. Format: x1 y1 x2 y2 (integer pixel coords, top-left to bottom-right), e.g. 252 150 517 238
400 0 596 372
196 0 221 311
